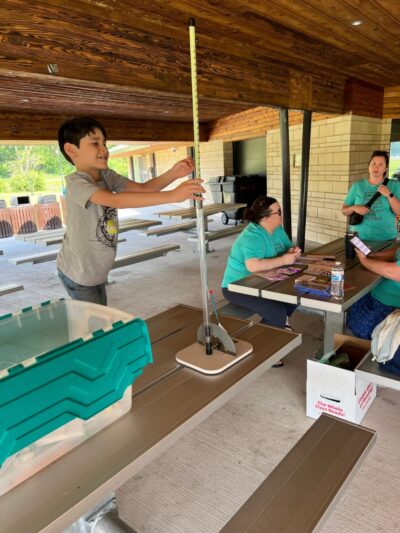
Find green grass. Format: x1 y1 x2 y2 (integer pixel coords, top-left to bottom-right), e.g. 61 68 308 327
0 175 64 206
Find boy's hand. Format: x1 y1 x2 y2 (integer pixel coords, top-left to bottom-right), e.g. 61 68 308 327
170 179 205 202
170 157 195 179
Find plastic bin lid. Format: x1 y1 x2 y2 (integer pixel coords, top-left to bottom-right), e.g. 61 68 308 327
0 299 133 375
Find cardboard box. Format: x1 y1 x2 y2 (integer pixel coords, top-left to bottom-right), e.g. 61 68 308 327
307 334 376 424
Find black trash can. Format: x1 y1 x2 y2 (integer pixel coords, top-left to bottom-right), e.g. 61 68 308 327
221 175 266 224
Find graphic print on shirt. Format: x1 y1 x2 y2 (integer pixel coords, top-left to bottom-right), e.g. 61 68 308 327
96 207 118 248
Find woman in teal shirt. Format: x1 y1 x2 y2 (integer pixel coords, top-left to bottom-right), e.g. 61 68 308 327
342 150 400 241
222 196 301 330
347 246 400 339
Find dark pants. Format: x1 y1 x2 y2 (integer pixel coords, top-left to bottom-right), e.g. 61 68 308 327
58 270 107 306
347 292 396 340
222 287 296 329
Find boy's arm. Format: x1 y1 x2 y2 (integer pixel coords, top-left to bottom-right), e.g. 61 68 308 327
90 178 204 209
124 158 195 192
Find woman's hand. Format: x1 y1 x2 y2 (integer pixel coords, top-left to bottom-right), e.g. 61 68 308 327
378 184 391 198
288 246 302 258
353 205 370 215
355 248 368 263
282 251 298 265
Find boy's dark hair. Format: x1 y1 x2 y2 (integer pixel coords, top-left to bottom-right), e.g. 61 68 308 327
369 150 389 168
243 196 278 224
58 117 107 164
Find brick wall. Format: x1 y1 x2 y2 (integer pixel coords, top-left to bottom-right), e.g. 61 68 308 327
154 146 192 206
267 115 391 244
199 140 233 203
151 115 391 242
153 142 233 204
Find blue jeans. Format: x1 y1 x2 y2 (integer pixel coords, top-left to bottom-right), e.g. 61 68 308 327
58 270 107 306
347 292 396 340
222 287 296 328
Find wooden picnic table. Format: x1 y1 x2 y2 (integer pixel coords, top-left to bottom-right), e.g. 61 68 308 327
154 202 246 220
13 219 162 246
228 238 395 352
0 305 300 533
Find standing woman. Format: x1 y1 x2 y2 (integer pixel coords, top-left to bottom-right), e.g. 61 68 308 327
342 150 400 241
221 196 301 330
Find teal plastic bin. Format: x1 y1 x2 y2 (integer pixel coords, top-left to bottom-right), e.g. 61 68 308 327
0 299 152 493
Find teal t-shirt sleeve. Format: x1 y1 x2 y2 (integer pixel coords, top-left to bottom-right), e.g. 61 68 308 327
389 180 400 198
344 183 356 205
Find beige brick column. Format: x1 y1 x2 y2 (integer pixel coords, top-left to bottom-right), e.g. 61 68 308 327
267 115 391 244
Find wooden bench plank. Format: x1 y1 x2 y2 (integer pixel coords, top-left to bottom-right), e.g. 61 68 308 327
8 237 128 265
155 202 246 220
356 355 400 391
0 283 24 296
142 220 198 237
189 224 245 243
9 250 60 264
118 219 161 233
221 414 376 533
112 244 180 269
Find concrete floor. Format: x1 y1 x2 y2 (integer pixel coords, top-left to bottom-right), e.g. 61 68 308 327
1 206 399 532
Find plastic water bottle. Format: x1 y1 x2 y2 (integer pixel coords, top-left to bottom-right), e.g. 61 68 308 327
331 262 344 299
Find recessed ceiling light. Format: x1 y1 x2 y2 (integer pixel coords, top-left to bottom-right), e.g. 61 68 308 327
21 98 30 102
47 63 59 74
351 20 363 26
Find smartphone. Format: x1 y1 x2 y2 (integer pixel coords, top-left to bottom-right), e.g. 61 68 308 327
350 235 372 256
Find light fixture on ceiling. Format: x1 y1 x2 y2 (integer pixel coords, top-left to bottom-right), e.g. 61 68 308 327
47 63 59 74
351 20 363 26
21 99 30 102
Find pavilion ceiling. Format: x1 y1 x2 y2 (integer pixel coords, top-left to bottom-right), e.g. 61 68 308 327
0 0 400 140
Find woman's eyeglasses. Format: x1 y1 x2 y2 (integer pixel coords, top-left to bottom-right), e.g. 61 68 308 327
269 208 282 216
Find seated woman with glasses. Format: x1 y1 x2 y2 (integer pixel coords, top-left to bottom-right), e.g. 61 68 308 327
221 196 301 333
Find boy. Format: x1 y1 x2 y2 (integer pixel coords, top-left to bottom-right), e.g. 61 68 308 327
57 117 204 305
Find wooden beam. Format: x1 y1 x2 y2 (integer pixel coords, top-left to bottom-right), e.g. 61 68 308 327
344 79 384 118
384 86 400 119
0 112 206 142
0 1 347 114
208 107 336 142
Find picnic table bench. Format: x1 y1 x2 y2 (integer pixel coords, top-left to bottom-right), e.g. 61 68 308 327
221 413 376 533
154 202 246 220
0 283 24 296
8 244 180 267
189 224 245 251
141 219 198 237
14 219 162 246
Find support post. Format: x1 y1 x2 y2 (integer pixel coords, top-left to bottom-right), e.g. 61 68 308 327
279 108 292 239
297 110 312 251
127 156 135 181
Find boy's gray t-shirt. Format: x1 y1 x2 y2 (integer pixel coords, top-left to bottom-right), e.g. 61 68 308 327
57 169 129 286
